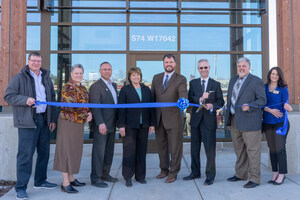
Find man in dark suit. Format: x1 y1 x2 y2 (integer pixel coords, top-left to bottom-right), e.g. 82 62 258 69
225 57 267 188
183 59 224 185
89 62 118 188
151 54 188 183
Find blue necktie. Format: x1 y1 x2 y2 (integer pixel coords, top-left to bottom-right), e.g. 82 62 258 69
163 75 169 90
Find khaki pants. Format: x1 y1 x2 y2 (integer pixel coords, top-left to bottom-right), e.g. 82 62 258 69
231 116 261 184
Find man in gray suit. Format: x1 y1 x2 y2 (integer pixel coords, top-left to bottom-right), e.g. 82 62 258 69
151 54 188 183
89 62 118 187
225 57 266 188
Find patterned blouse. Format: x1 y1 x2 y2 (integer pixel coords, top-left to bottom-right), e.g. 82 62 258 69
59 79 89 123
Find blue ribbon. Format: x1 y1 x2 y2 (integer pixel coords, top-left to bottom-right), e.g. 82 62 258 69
275 101 289 136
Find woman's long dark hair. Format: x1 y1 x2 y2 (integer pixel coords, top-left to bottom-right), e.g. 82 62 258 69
267 66 287 88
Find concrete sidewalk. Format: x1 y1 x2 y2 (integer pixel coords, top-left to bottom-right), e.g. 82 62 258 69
1 143 300 200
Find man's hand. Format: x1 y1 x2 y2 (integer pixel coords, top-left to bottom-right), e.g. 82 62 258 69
204 103 213 111
99 123 107 135
241 104 249 112
119 127 125 137
26 97 36 106
200 92 210 102
149 126 155 135
49 123 56 132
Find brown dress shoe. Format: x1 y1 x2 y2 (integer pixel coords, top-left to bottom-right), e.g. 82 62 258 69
156 172 168 179
165 176 176 183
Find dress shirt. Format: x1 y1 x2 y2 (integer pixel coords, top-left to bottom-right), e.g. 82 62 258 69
101 77 118 104
29 70 46 113
163 71 175 87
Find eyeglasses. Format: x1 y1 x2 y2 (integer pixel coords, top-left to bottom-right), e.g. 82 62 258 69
100 68 112 71
29 60 41 63
199 66 208 70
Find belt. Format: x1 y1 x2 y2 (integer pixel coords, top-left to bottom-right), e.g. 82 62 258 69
36 112 45 116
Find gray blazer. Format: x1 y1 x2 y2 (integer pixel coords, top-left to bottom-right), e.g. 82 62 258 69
225 73 267 131
89 79 118 133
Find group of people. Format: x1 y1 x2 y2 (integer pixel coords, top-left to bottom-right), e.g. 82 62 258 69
4 52 292 200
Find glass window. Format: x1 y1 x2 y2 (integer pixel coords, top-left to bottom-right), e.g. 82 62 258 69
136 61 163 85
129 1 177 8
27 12 41 23
27 25 40 50
181 27 230 51
244 54 262 78
130 26 177 51
59 0 126 7
242 27 261 51
181 2 229 9
130 14 177 23
72 11 126 23
50 53 126 91
27 0 38 7
71 26 126 51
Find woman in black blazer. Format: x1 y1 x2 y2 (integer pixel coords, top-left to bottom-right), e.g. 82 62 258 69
118 67 156 187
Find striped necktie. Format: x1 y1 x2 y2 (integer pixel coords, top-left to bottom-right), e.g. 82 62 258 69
163 75 169 90
230 78 242 114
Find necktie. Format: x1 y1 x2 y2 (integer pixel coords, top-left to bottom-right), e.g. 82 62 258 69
231 78 242 114
163 75 169 90
202 80 205 92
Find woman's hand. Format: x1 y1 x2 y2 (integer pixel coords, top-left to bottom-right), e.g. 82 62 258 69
86 112 92 123
119 127 126 137
270 109 283 118
149 126 155 135
284 103 293 112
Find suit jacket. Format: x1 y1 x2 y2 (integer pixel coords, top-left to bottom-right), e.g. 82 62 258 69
225 73 267 131
118 83 156 129
189 77 224 130
89 79 118 133
151 72 188 129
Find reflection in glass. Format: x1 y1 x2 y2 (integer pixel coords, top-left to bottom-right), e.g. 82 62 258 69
72 26 126 50
130 26 177 51
244 54 262 78
181 27 230 51
129 1 177 8
136 61 163 87
27 26 40 50
130 14 177 23
72 12 126 23
27 0 38 7
27 12 41 23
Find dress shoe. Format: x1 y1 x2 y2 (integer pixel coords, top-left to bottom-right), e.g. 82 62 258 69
136 179 147 184
273 176 285 185
243 181 259 188
183 174 200 181
91 180 108 188
165 176 176 183
33 181 58 189
125 179 132 187
267 180 275 184
61 185 78 193
70 179 86 187
156 172 168 179
227 175 242 182
204 179 214 185
101 174 119 183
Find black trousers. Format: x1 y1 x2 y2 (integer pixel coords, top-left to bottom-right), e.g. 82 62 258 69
15 115 50 192
122 126 148 181
90 128 116 182
265 125 288 174
190 118 216 181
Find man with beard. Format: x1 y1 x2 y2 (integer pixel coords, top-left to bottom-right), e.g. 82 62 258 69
151 54 188 183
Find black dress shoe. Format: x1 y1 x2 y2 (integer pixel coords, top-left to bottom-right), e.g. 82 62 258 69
70 179 86 187
137 179 147 184
101 175 119 183
125 179 132 187
273 176 285 185
267 180 275 184
204 179 214 185
91 180 108 188
227 175 242 182
183 174 200 181
61 185 78 193
243 181 259 188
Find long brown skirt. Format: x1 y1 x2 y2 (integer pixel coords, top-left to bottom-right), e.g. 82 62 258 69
53 118 85 174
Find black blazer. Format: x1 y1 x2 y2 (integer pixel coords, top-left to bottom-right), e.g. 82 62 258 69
118 83 156 129
188 77 224 130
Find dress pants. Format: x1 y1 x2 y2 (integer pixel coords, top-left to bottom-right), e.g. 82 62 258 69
190 118 216 181
230 116 261 184
265 126 288 174
90 127 116 182
122 126 148 181
156 118 183 177
15 115 50 192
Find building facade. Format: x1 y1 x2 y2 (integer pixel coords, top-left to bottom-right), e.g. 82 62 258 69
0 0 299 142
